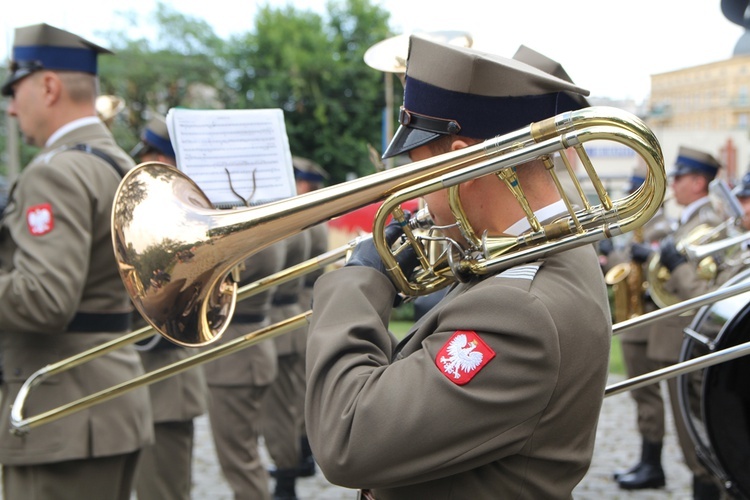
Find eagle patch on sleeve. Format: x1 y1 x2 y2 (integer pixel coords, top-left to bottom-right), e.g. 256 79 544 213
435 330 495 385
27 203 54 236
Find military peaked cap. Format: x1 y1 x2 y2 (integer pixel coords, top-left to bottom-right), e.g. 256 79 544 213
382 34 590 159
131 114 175 159
2 23 112 96
671 146 721 180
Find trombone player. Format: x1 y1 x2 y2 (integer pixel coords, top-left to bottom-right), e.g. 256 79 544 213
631 146 726 499
304 35 612 498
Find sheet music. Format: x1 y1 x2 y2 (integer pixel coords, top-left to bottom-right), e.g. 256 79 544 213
166 108 296 208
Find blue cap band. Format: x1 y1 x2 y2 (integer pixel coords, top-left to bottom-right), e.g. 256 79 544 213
14 45 98 74
294 167 325 183
675 155 718 177
404 77 582 139
143 129 175 158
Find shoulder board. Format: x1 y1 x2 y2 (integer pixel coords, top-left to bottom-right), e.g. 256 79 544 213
493 262 542 281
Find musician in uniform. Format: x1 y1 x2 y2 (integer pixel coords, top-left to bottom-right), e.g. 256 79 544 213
0 23 153 500
290 156 329 479
130 114 209 500
606 167 675 490
262 229 312 500
305 34 612 498
204 241 285 500
634 146 725 499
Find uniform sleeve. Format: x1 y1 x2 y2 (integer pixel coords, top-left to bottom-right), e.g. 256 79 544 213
305 266 559 489
0 163 92 332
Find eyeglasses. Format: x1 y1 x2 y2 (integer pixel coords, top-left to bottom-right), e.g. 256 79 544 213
9 60 44 73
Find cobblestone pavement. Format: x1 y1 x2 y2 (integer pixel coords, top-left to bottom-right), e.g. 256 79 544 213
191 374 695 499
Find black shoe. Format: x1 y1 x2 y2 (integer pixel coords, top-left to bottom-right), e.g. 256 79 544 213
617 463 666 490
616 439 666 490
272 471 298 500
297 455 316 478
613 461 642 481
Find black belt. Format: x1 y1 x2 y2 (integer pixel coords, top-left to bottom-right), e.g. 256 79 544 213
67 312 132 333
273 295 299 306
233 313 266 323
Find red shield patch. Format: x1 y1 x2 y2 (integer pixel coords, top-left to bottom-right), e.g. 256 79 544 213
435 330 495 385
27 203 54 236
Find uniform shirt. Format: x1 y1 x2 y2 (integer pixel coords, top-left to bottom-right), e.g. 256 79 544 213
306 243 611 499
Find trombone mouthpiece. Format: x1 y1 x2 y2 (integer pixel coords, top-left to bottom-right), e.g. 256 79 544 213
408 207 434 230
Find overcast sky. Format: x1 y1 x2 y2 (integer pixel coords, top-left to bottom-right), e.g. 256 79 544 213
2 0 746 102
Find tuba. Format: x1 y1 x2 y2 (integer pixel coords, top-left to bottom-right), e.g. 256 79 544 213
112 106 666 348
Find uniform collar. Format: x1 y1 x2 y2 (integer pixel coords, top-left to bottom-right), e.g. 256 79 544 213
503 199 568 236
46 116 101 147
680 196 710 225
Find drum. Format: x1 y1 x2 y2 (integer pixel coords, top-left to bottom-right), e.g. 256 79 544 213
678 267 750 499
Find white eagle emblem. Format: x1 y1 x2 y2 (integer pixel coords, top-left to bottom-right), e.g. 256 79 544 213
27 204 54 236
439 333 484 379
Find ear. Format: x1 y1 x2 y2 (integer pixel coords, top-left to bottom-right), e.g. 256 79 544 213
450 139 483 189
450 139 470 152
41 72 63 106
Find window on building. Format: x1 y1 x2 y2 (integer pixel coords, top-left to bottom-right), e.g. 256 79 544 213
739 86 749 106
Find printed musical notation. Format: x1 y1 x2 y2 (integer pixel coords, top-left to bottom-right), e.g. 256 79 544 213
166 108 296 208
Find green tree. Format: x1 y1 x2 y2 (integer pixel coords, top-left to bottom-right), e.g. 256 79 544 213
220 0 394 183
97 2 230 152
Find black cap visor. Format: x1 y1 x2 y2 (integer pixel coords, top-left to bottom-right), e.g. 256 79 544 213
1 61 44 97
382 125 443 159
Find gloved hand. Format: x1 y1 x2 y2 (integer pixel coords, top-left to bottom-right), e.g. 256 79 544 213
345 216 419 280
630 242 653 264
598 238 614 256
659 237 687 272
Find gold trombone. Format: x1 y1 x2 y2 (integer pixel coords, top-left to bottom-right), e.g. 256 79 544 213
9 241 354 435
113 106 666 348
11 105 666 434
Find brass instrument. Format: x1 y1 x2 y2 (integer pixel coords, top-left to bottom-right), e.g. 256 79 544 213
604 227 646 322
11 105 668 433
647 179 746 308
647 223 733 308
113 106 666 348
95 95 126 129
606 277 750 396
9 241 354 435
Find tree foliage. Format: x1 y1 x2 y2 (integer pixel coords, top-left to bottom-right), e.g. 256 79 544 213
2 0 398 184
219 0 394 182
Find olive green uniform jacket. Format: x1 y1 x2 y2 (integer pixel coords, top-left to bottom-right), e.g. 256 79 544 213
648 198 724 362
306 245 611 499
0 120 153 465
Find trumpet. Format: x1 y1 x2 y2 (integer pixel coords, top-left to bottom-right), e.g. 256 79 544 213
11 105 668 433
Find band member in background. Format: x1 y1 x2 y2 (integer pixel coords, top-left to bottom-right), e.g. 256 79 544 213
262 228 312 500
0 23 152 500
289 156 330 480
305 35 611 498
608 166 674 491
130 114 209 500
631 146 724 499
204 242 284 500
